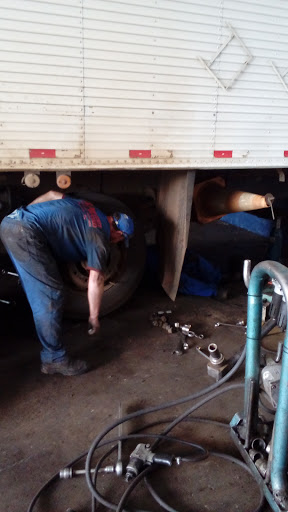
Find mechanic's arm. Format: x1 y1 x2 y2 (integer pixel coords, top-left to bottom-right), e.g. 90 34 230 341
87 269 105 335
29 190 63 205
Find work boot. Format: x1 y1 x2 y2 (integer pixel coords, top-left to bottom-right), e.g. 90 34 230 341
41 357 90 376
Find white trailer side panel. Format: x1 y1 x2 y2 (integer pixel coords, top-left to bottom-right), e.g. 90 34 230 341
0 0 288 170
0 0 84 164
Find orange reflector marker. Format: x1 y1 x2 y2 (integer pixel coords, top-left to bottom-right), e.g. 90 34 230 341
57 174 71 189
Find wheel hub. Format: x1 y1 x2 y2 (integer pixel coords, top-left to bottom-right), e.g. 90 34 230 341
64 245 124 291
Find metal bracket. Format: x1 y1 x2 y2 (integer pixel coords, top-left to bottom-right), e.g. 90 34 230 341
277 169 286 183
198 22 253 90
271 61 288 94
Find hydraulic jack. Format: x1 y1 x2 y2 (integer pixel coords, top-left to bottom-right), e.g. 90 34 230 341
230 261 288 511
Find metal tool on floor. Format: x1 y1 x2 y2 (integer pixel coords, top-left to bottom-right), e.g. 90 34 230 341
0 268 19 306
125 443 174 482
174 323 204 339
196 343 228 381
60 465 115 479
215 321 246 329
172 336 189 356
172 323 204 355
1 269 18 277
196 342 242 381
116 402 123 477
231 260 288 512
150 310 173 333
0 298 15 305
60 403 124 480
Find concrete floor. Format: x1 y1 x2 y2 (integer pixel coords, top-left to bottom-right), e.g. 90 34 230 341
1 219 281 512
1 275 278 512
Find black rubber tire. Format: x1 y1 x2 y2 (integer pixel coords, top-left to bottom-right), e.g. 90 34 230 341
62 192 146 319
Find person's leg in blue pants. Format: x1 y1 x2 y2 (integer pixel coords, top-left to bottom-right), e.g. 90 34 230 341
0 217 66 363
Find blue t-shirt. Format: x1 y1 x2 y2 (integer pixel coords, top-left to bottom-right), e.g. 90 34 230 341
8 197 111 272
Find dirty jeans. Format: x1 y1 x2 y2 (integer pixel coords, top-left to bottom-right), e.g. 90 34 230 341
0 217 66 363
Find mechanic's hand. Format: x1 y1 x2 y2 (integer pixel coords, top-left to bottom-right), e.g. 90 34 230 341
88 316 100 336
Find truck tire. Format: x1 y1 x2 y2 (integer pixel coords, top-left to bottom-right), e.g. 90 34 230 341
62 192 146 319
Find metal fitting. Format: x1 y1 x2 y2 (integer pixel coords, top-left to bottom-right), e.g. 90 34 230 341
114 461 123 477
251 438 267 452
208 343 224 365
59 465 115 479
196 344 231 381
255 458 267 478
174 323 204 339
243 259 251 289
59 468 73 479
249 449 264 463
150 310 173 332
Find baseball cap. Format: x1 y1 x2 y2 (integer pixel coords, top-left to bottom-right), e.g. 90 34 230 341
113 212 134 247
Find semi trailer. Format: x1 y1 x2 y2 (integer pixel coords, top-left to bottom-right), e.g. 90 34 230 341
0 0 287 316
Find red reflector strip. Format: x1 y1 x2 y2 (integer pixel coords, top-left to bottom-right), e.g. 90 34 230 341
214 150 233 158
29 149 56 158
284 151 288 157
129 150 151 158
